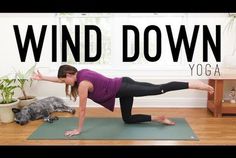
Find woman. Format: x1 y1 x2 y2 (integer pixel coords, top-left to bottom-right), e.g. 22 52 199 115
32 64 214 137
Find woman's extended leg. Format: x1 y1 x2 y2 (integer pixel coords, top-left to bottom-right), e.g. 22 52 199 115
189 80 214 94
116 77 190 97
116 77 214 97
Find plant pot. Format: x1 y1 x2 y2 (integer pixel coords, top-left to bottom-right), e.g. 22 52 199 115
17 96 37 109
0 99 20 123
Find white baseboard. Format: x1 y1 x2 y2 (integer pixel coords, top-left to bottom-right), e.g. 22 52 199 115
125 97 207 108
37 96 207 108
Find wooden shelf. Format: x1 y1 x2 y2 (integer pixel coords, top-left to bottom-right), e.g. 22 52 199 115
222 100 236 108
207 79 236 117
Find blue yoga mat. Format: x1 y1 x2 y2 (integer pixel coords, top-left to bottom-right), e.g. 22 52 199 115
28 117 198 140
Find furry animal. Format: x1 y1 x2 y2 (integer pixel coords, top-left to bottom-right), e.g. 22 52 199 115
12 96 76 125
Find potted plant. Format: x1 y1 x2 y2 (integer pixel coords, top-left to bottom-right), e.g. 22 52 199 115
0 78 19 123
15 64 37 108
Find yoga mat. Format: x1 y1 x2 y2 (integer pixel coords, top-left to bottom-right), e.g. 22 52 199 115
28 117 198 140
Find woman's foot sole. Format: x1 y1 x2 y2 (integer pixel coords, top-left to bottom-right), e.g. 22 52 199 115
156 116 176 125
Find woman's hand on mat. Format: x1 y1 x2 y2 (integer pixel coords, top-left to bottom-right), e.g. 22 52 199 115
64 129 81 137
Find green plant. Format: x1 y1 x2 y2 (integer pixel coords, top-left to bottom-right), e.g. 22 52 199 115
0 79 18 104
15 64 36 100
225 13 236 56
225 13 236 32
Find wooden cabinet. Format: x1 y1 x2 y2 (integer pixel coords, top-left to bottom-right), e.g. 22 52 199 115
207 79 236 117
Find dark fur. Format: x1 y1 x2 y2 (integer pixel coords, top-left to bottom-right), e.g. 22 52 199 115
12 96 75 125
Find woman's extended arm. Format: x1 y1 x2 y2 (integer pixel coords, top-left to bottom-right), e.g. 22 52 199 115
31 70 63 83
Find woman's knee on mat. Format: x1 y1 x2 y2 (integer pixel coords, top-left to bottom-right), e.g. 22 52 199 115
122 116 135 124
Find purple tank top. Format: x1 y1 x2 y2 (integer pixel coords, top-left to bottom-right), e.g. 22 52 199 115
76 69 122 112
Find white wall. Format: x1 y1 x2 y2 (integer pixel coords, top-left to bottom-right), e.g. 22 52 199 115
2 13 236 108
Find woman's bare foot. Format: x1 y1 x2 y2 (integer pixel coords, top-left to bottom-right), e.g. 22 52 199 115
152 115 176 125
189 80 214 95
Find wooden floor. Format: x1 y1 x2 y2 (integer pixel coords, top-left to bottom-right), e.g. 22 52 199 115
1 107 236 145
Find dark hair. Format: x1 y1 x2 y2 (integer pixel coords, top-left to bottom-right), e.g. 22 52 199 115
57 64 78 101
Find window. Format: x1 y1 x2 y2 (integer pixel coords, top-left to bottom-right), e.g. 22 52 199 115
56 13 188 70
58 13 112 65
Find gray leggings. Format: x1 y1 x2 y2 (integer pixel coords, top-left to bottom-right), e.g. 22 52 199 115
115 77 189 124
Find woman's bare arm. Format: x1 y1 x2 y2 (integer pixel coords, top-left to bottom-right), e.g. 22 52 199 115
31 70 63 83
64 81 90 137
77 81 89 132
41 76 63 83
